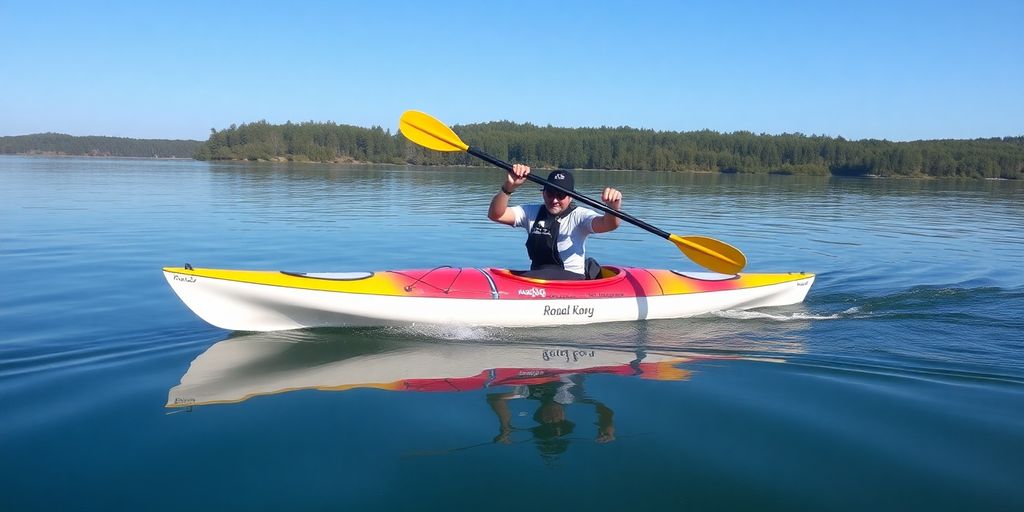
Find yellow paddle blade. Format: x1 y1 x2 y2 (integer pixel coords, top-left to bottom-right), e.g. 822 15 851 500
399 110 469 152
669 234 747 275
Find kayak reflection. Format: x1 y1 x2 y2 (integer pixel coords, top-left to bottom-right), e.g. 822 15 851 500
167 330 696 409
168 330 788 459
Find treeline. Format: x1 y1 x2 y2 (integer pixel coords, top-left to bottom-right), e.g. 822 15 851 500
0 133 201 158
196 120 1024 179
195 121 401 164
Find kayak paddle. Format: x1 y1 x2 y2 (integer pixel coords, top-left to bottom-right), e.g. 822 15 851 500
398 110 747 275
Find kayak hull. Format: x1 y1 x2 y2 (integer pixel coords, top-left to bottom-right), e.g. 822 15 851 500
164 266 814 331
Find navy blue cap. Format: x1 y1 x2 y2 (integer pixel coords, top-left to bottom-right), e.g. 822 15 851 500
544 170 574 194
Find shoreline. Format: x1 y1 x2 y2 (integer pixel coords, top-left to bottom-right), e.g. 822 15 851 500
2 153 1016 181
2 152 193 160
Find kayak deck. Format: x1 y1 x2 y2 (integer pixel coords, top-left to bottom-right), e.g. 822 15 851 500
163 265 815 331
164 265 811 299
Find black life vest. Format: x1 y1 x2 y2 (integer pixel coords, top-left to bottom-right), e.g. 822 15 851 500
526 204 577 271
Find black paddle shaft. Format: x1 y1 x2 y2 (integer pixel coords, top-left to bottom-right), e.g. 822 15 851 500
467 146 670 240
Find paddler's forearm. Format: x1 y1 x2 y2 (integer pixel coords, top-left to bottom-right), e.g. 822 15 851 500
489 168 526 225
487 190 507 220
592 187 623 233
487 187 516 224
592 212 622 233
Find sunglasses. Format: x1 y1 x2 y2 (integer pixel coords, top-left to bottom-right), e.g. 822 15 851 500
543 188 568 200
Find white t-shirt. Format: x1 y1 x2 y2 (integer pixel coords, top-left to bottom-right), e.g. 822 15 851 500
510 204 601 274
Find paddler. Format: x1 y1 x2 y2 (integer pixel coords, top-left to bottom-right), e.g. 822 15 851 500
488 164 622 280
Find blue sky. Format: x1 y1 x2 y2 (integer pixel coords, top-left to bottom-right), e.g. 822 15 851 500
1 0 1020 141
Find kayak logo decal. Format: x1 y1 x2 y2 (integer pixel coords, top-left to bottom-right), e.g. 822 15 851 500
173 275 197 284
543 304 595 318
518 287 547 298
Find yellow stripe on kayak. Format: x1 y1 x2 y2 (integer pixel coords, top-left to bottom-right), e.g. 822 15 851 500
164 267 410 296
651 270 814 295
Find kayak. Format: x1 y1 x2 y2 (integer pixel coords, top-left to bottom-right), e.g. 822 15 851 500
167 334 701 408
163 264 814 331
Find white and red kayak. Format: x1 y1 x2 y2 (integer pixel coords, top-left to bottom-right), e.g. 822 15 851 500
163 265 814 332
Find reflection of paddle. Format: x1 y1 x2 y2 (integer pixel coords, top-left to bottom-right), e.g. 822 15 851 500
399 110 747 274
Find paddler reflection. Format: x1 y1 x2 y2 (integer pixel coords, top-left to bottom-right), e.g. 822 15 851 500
481 350 687 454
489 376 617 457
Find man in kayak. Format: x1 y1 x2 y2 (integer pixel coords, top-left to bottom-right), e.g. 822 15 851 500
488 164 622 280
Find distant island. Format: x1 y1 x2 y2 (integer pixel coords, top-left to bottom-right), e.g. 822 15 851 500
0 133 201 159
5 122 1022 179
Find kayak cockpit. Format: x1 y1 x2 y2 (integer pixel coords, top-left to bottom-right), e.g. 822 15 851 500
489 266 624 285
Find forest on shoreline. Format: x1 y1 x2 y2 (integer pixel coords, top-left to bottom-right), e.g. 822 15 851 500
5 123 1022 179
196 120 1024 179
0 133 201 158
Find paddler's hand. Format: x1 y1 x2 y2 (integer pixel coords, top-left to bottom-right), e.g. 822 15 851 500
602 187 622 210
505 163 530 193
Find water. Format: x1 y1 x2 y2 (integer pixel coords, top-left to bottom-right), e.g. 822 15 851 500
2 156 1022 510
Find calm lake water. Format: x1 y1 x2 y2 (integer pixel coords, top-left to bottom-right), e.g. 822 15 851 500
2 155 1023 510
